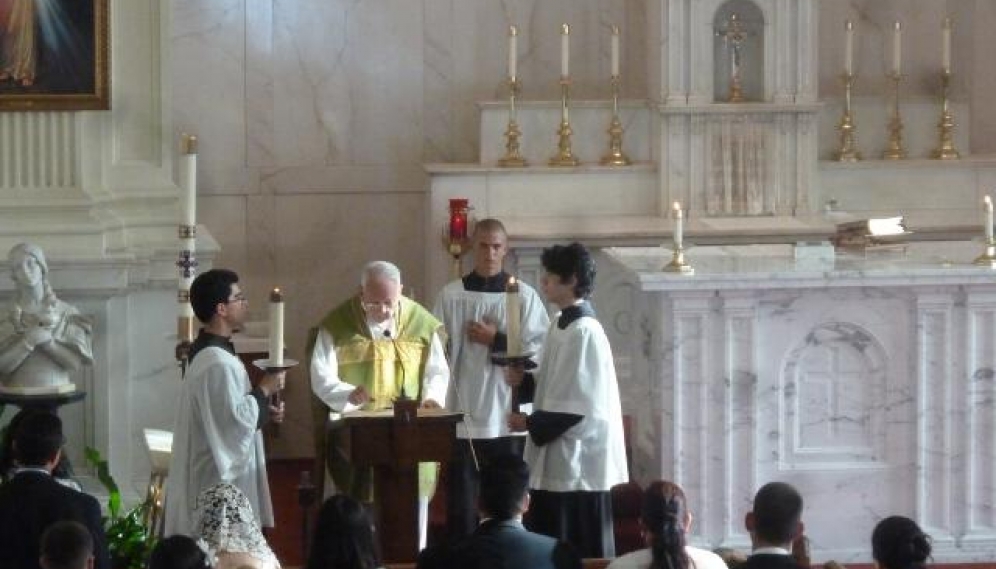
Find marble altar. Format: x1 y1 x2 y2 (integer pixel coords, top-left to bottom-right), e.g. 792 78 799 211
603 242 996 562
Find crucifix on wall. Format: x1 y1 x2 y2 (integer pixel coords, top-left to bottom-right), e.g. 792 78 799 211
715 13 750 102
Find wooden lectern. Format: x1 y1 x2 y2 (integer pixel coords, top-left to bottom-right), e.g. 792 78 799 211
328 405 462 563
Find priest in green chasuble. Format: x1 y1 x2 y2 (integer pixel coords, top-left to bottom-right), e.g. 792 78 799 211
309 260 450 549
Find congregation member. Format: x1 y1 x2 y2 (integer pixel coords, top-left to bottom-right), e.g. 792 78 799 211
194 483 281 569
432 218 550 540
149 535 212 569
40 521 96 569
508 242 628 558
165 269 286 536
306 494 383 569
607 480 728 569
416 454 580 569
0 411 109 569
309 260 449 547
872 516 932 569
739 482 807 569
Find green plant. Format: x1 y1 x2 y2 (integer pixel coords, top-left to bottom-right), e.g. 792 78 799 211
84 446 156 569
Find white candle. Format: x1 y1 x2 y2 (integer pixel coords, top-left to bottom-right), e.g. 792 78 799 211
611 25 620 77
892 22 902 74
844 21 854 75
673 201 684 249
506 277 521 357
561 24 570 77
269 288 284 366
942 17 952 72
180 134 197 227
985 195 994 242
508 25 518 80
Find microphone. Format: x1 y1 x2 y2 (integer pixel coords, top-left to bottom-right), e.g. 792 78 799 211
383 328 410 400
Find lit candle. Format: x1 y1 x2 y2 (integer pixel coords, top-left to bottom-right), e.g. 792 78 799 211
506 277 521 357
673 201 684 249
508 25 518 80
611 25 620 77
844 20 854 75
985 195 994 242
269 288 284 366
942 17 952 72
561 24 570 77
892 22 902 75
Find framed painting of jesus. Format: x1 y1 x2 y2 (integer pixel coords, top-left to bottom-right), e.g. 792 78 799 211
0 0 109 111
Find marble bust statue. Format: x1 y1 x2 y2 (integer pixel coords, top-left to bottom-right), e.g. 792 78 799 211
0 243 93 394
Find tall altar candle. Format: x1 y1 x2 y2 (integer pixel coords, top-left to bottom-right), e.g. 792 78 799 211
673 201 684 249
508 25 518 80
892 22 902 74
506 277 521 357
561 24 570 77
942 17 952 72
844 20 854 75
985 195 994 242
177 134 198 343
611 25 620 77
269 288 284 366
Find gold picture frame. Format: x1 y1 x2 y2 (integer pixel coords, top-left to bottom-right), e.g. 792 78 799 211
0 0 109 111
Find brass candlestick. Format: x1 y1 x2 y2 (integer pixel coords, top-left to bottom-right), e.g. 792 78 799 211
834 73 861 162
973 237 996 267
498 78 528 167
882 72 906 160
932 70 960 160
549 77 580 166
600 75 631 166
663 246 694 274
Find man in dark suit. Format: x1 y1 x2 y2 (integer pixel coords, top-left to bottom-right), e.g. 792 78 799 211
0 412 109 569
739 482 808 569
418 454 580 569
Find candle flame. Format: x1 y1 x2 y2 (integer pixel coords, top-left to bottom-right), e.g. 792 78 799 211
943 17 951 29
562 23 569 35
673 201 681 210
270 287 283 302
509 276 516 284
894 21 901 31
611 24 619 35
510 25 518 36
985 195 992 206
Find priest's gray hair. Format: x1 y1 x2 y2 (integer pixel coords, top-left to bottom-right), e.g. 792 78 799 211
360 260 402 287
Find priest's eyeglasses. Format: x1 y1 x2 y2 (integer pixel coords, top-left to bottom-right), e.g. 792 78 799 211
227 294 248 305
361 300 397 311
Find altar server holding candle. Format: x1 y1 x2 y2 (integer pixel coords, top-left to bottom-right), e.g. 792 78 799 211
165 269 286 537
433 218 550 541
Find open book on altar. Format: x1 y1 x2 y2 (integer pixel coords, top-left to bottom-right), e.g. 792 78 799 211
335 407 463 420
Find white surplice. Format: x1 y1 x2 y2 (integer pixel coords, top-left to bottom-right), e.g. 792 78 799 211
164 347 274 537
433 279 549 439
525 313 629 491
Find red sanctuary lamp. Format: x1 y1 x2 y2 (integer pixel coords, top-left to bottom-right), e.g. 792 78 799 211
443 198 472 278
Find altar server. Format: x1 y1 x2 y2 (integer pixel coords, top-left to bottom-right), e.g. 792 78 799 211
165 269 285 537
433 218 550 540
508 242 628 558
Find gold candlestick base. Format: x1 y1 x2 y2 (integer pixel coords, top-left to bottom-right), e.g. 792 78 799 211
973 239 996 267
600 77 631 166
498 78 528 167
882 73 906 160
932 71 960 160
729 75 745 103
663 246 694 274
550 120 580 166
835 74 861 162
549 77 580 167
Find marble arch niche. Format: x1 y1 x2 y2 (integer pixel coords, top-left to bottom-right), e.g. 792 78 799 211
713 1 765 103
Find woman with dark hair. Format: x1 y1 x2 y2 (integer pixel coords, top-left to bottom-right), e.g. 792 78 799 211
149 535 211 569
872 516 931 569
607 481 727 569
307 494 382 569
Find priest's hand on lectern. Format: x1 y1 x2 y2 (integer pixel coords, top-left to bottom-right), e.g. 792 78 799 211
348 385 370 406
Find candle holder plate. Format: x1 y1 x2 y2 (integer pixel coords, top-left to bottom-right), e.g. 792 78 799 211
252 358 300 372
490 352 537 369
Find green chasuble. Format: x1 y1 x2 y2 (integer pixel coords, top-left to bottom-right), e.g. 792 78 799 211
311 295 443 502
